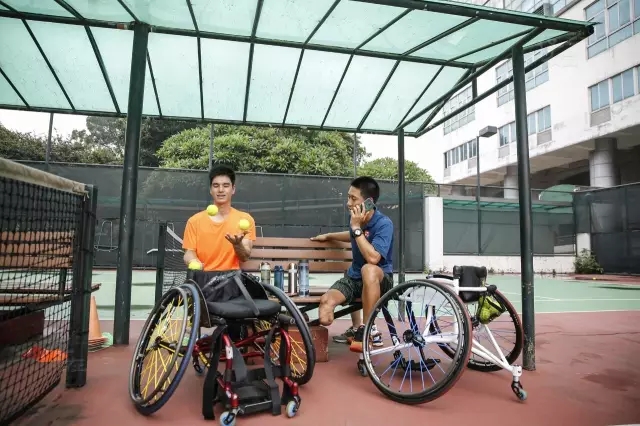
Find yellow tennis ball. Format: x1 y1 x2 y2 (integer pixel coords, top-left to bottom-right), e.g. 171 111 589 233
206 204 218 216
238 218 250 231
188 260 202 270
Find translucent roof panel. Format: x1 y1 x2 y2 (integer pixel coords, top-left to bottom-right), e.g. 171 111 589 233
0 0 594 135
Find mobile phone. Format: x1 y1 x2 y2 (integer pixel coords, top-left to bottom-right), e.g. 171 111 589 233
363 197 376 212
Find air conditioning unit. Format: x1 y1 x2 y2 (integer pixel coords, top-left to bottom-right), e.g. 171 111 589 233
532 2 553 16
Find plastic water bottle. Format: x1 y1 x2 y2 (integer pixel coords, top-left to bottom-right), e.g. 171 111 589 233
260 262 271 285
273 266 284 290
298 260 309 297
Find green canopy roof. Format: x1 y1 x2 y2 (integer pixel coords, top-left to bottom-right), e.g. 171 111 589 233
0 0 593 136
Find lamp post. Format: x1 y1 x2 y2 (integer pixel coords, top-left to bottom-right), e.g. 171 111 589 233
476 126 497 255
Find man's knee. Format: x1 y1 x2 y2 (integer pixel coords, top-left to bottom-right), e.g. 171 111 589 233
320 289 346 307
361 264 383 286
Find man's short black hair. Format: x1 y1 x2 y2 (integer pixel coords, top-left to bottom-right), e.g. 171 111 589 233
209 163 236 186
350 176 380 203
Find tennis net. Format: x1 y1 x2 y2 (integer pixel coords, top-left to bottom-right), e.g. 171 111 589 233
0 158 97 425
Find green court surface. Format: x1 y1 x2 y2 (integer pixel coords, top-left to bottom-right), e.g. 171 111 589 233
91 269 640 321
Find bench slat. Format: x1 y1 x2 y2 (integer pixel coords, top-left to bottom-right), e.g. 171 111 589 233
242 260 351 273
251 248 352 261
0 255 73 268
254 237 350 249
0 231 74 242
0 283 102 306
1 242 73 256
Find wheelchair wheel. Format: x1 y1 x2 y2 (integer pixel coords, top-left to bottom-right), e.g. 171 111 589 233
362 279 472 405
129 283 201 415
252 284 316 386
431 275 523 372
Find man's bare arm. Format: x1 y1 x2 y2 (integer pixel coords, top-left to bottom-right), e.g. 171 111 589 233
312 231 350 243
183 249 200 267
233 239 253 262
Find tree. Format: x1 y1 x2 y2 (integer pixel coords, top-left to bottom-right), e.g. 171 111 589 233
358 157 436 194
0 124 120 164
156 124 368 175
71 116 204 166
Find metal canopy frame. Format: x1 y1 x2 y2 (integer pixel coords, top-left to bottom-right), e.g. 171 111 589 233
0 0 593 371
0 0 592 136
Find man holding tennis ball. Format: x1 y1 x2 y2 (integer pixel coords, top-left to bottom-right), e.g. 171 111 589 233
182 164 256 272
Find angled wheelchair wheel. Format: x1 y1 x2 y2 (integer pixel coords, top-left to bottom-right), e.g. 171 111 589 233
362 279 472 405
431 275 523 372
252 284 316 386
129 283 201 415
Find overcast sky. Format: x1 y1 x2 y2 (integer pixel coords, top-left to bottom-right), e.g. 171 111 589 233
0 109 439 180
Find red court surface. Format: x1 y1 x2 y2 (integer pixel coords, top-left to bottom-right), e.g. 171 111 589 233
15 311 640 426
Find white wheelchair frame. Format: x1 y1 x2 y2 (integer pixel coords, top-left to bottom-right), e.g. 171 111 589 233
365 276 526 401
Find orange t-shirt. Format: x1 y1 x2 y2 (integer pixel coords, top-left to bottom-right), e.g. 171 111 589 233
182 207 256 271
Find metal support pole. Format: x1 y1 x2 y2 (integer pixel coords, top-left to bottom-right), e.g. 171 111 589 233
512 44 535 371
353 132 357 176
397 128 406 322
155 222 166 306
114 23 149 345
46 112 53 171
209 123 214 169
472 79 481 256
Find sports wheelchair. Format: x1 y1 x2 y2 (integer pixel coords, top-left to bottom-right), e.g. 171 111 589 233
128 270 315 425
356 265 526 405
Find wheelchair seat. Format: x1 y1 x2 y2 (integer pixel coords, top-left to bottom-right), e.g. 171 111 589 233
207 298 281 320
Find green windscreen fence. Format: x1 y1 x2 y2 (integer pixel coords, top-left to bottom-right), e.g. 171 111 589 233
573 184 640 274
443 201 575 255
19 161 426 272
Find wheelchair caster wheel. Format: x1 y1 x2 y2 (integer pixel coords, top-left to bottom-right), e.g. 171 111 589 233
357 360 367 377
511 381 527 401
220 411 236 426
286 400 299 418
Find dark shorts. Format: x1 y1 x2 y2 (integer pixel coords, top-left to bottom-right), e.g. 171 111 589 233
330 271 394 305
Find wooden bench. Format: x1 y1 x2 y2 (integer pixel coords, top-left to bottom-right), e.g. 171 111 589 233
241 237 362 321
0 231 101 346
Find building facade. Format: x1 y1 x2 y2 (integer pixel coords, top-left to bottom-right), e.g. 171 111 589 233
424 0 640 195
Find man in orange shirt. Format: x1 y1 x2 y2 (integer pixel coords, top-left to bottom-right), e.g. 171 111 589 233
182 164 256 272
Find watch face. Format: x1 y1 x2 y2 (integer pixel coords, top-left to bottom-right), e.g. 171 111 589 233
354 229 363 237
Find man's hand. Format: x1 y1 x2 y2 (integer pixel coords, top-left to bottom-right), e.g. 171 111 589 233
310 234 329 242
225 232 248 247
349 203 367 230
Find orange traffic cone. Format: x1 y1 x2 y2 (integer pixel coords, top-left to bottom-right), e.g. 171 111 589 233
88 296 106 348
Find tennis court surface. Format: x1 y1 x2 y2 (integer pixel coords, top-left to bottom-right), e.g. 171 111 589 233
14 271 640 426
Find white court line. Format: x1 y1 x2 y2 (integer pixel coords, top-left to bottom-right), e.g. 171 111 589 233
499 291 559 301
536 309 640 314
535 298 640 302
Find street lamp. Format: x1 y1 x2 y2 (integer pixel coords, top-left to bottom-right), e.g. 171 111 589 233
476 125 497 255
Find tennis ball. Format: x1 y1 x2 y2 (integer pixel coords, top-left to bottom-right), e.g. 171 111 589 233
206 204 218 216
238 218 250 231
188 260 202 270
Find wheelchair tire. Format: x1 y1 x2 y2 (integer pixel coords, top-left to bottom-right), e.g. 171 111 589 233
129 283 201 415
257 284 316 386
362 279 472 405
430 275 524 372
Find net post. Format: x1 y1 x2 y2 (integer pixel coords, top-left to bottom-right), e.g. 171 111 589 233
114 22 149 345
66 184 98 388
155 222 167 305
512 43 536 371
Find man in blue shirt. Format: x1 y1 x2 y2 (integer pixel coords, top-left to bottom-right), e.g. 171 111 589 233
310 176 394 353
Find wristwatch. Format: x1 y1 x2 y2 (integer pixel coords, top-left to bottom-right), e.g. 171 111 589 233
351 228 363 238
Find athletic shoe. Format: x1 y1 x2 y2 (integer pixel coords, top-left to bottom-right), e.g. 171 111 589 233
350 325 384 352
333 326 356 344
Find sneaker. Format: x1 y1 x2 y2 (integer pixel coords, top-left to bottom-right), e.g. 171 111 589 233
349 326 365 353
333 326 356 344
370 325 383 348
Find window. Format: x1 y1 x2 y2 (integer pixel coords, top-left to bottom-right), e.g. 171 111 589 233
443 87 475 135
590 66 640 111
611 68 635 102
590 80 610 111
444 139 477 169
527 106 552 134
499 122 516 146
495 49 549 107
585 0 640 59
